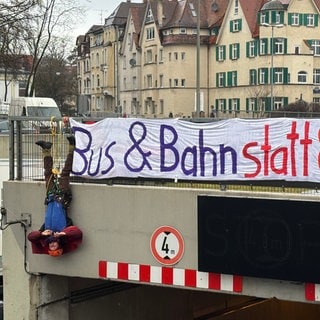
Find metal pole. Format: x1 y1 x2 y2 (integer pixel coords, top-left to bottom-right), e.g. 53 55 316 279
196 0 200 118
115 25 120 113
271 25 274 111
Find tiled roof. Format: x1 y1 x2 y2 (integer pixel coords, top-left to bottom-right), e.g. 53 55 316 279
159 0 228 29
86 25 103 34
241 0 268 38
131 4 147 34
206 0 229 28
85 0 320 45
105 2 137 27
130 4 147 48
313 0 320 10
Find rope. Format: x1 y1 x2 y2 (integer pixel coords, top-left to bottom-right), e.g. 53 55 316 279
45 172 63 200
50 116 61 175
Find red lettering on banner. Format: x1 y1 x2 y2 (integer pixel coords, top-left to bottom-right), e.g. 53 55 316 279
243 121 313 179
243 142 261 178
261 125 272 176
286 121 299 176
270 147 287 175
300 121 312 176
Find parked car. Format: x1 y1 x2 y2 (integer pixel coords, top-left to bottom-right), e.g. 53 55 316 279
0 120 36 134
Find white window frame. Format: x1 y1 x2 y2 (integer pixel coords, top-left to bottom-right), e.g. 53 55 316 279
307 14 315 27
274 97 284 110
218 73 225 87
313 69 320 84
232 20 240 32
231 71 237 87
146 49 152 63
250 70 256 85
249 41 255 57
147 75 152 88
260 40 266 55
298 71 307 83
259 69 266 84
159 49 163 62
146 27 155 40
274 68 284 84
218 46 225 61
234 0 239 15
312 40 320 56
249 98 257 112
231 44 238 60
274 38 285 54
292 13 299 26
232 99 239 111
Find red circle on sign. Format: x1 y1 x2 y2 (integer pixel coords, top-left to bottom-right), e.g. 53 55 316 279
150 226 184 265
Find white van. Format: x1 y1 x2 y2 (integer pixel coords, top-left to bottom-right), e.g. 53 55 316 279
9 97 61 118
9 97 62 133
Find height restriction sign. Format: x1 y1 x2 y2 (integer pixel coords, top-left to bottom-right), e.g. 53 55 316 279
150 226 184 265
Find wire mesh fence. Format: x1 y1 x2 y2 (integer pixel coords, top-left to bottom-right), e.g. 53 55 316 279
6 117 320 195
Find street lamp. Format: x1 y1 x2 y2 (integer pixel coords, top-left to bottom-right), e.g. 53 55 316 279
196 0 201 118
259 0 285 111
196 1 217 118
261 22 284 111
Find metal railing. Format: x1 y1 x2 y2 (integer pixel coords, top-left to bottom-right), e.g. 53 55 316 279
7 116 320 195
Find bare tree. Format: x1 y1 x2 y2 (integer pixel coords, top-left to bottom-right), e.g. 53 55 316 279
0 16 30 101
246 85 271 118
34 43 78 114
0 0 38 28
23 0 82 96
1 0 84 98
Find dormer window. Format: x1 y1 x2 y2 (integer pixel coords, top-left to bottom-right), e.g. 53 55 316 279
234 0 239 15
189 3 196 17
230 19 242 32
146 9 154 23
146 27 155 40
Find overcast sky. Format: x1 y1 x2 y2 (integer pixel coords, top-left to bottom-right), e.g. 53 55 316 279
72 0 143 39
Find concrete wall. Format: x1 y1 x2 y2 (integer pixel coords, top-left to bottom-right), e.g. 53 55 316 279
3 181 320 319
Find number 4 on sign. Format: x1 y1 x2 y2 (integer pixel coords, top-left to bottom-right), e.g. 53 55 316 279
150 226 184 266
161 234 170 255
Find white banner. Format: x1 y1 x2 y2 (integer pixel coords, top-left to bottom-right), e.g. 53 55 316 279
70 117 320 182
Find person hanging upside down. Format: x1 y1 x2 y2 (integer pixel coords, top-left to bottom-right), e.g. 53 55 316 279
28 136 83 257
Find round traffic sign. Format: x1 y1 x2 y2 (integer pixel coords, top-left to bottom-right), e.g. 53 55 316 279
150 226 184 265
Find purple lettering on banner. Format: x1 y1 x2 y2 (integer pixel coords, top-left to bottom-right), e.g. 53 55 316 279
72 127 91 175
199 129 218 176
73 126 116 177
87 148 103 177
101 142 116 175
220 145 237 174
124 122 152 172
160 125 179 172
181 146 197 176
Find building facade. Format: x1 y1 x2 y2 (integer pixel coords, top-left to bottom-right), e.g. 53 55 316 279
76 0 320 119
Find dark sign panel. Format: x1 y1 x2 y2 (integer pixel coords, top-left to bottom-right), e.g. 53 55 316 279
198 195 320 283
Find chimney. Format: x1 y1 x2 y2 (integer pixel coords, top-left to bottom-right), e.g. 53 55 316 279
158 0 163 27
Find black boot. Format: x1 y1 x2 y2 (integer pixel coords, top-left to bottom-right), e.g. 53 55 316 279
67 135 75 146
35 141 53 150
